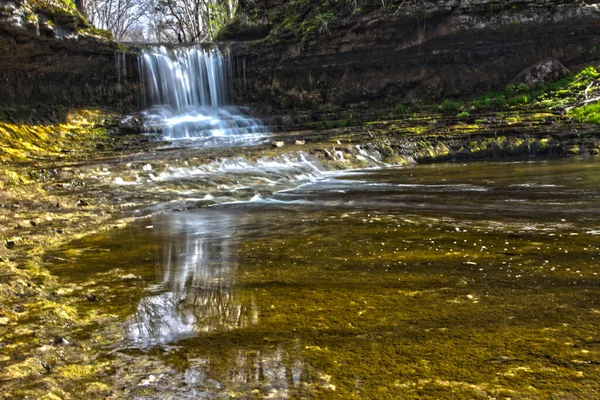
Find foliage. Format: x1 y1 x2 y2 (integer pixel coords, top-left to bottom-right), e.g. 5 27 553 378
569 102 600 124
576 66 599 80
464 66 600 114
315 11 336 34
457 110 470 119
152 0 238 42
394 103 406 115
441 99 461 113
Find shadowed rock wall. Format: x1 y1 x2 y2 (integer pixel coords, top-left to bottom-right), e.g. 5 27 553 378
0 0 141 122
228 0 600 115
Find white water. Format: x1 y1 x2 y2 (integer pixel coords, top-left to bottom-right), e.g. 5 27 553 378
139 46 269 143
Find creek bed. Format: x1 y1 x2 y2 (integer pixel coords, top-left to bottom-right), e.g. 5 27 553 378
47 157 600 399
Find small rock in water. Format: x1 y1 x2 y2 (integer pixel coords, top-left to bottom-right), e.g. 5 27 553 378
295 140 305 145
121 274 140 281
52 336 70 346
463 261 478 266
77 200 89 207
86 293 97 302
272 141 285 148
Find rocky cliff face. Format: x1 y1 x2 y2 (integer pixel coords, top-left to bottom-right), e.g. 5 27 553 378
0 0 140 122
227 0 600 115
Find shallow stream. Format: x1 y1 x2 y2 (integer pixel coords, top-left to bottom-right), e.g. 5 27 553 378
47 158 600 398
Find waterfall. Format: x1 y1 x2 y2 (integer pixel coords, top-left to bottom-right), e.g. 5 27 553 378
139 46 268 143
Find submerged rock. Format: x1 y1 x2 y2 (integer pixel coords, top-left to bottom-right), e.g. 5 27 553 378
52 336 70 346
86 293 97 302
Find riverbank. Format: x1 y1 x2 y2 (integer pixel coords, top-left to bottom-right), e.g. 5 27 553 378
0 105 599 397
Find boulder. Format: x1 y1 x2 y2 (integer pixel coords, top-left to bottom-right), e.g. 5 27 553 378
510 59 570 88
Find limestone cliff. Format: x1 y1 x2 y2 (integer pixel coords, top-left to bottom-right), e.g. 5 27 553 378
0 0 140 122
225 0 600 115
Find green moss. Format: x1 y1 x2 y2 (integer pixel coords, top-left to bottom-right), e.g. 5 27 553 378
569 102 600 124
568 146 580 155
80 25 113 39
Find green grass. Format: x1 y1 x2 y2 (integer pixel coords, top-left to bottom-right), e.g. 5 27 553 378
394 103 406 115
441 99 461 113
569 102 600 124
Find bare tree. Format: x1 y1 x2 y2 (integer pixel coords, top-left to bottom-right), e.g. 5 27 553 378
85 0 238 43
152 0 238 43
86 0 154 41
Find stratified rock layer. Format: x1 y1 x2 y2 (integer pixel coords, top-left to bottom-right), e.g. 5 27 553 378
0 0 140 122
229 0 600 114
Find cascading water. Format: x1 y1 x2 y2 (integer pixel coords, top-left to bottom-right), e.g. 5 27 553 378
139 46 268 143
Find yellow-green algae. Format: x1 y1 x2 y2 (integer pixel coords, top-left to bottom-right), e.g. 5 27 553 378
0 102 598 398
27 158 600 399
0 110 109 163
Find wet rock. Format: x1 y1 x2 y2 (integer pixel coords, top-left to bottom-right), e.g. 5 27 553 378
86 293 98 302
13 304 25 313
5 240 16 249
52 336 70 346
121 274 140 281
272 141 285 148
510 59 569 88
0 317 9 326
295 140 306 145
77 200 89 207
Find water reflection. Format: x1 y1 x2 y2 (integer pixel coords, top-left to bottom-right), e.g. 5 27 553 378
126 212 258 346
115 342 331 399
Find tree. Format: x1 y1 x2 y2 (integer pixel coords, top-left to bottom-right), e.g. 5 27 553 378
85 0 238 42
152 0 238 43
86 0 154 41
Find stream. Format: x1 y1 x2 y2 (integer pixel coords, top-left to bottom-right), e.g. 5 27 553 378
46 157 600 398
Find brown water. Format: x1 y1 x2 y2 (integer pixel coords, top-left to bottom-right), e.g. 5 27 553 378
48 158 600 398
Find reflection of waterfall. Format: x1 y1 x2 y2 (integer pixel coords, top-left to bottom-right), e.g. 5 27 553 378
115 342 334 398
126 212 258 346
139 46 268 142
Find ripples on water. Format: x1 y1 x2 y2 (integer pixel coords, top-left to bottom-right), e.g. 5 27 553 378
48 158 600 398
